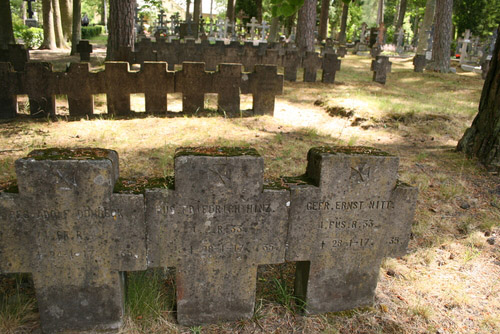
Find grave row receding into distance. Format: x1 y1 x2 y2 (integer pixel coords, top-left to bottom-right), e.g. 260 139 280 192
0 146 418 333
0 61 283 119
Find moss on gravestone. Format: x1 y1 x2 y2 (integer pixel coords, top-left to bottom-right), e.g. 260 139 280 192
310 146 393 156
113 176 175 194
26 148 111 160
174 147 260 158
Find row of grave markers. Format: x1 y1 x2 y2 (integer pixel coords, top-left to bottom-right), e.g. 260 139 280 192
0 146 418 333
0 61 284 119
116 38 343 83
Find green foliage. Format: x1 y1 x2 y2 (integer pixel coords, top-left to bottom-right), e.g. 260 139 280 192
82 25 104 39
20 27 43 49
453 0 500 37
270 0 304 18
346 2 362 42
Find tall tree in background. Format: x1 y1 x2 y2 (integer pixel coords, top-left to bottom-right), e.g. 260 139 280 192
376 0 384 26
256 0 263 22
71 0 81 55
268 0 304 42
318 0 330 41
41 0 57 49
193 0 201 35
416 0 436 55
227 0 235 23
338 0 350 44
395 0 407 31
107 0 136 60
53 0 68 48
457 25 500 172
296 0 317 51
426 0 453 72
60 0 73 42
0 0 15 50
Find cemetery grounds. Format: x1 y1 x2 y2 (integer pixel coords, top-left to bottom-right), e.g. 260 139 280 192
0 48 499 334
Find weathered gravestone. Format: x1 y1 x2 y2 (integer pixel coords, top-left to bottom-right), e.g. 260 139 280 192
0 44 30 72
76 40 93 62
139 61 175 114
322 53 341 84
371 55 392 84
0 148 146 333
286 146 418 314
25 62 56 117
214 63 242 114
242 64 283 116
146 147 289 325
302 52 322 82
0 62 18 119
175 62 213 113
413 54 427 73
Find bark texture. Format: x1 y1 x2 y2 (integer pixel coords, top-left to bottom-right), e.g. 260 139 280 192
60 0 73 41
71 0 81 55
52 0 68 48
338 1 349 44
318 0 330 41
193 0 201 36
0 0 15 49
296 0 317 52
226 0 235 23
107 0 136 60
457 25 500 172
377 0 384 26
41 0 57 49
426 0 452 72
416 0 435 55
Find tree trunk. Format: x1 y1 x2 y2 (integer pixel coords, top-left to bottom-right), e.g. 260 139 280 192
102 0 108 30
106 0 136 60
256 0 263 22
41 0 57 49
338 1 349 44
318 0 330 41
52 0 68 48
296 0 317 52
426 0 453 72
457 25 500 172
21 1 27 22
395 0 407 31
0 0 15 50
226 0 235 23
377 0 384 26
186 0 191 20
193 0 201 36
269 16 280 43
71 0 81 55
416 0 435 55
60 0 73 42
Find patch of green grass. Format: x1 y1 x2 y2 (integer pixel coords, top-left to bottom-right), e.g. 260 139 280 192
0 274 36 332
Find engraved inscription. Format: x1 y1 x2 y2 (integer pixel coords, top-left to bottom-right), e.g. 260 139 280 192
306 200 394 211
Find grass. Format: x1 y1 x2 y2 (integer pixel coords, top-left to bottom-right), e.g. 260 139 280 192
0 52 499 333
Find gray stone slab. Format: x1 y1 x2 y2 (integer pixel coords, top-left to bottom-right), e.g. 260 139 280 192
103 62 139 116
322 53 341 84
242 65 283 116
146 148 289 326
286 146 417 314
214 63 242 115
413 54 426 73
0 62 18 119
139 62 174 114
25 62 56 118
175 62 213 113
61 62 95 117
371 56 392 84
0 148 146 333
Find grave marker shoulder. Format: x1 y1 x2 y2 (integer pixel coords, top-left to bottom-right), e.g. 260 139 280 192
243 64 283 116
139 62 175 114
0 62 18 119
175 62 214 113
214 63 242 114
322 53 341 83
24 62 56 117
103 62 139 116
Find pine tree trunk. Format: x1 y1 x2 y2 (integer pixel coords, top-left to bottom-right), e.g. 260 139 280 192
193 0 201 36
377 0 384 26
416 0 435 55
269 16 280 43
296 0 317 52
53 0 69 48
107 0 136 60
41 0 57 49
395 0 407 31
71 0 81 55
457 25 500 172
0 0 15 49
318 0 330 41
338 2 349 44
60 0 73 42
256 0 263 22
101 0 107 28
226 0 235 23
21 1 27 22
426 0 452 72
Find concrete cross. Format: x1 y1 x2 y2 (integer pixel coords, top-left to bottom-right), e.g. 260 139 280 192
158 9 166 28
24 0 36 19
286 147 418 314
371 55 392 84
242 64 283 116
260 20 270 42
77 40 93 61
146 148 289 325
247 17 259 40
302 51 323 82
0 148 146 333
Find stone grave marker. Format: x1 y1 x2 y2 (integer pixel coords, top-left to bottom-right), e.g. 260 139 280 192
371 55 392 84
214 63 242 114
322 53 341 83
242 64 283 116
302 51 322 82
175 62 214 113
0 62 18 119
102 62 138 116
0 148 146 333
76 40 93 62
139 61 175 114
146 147 289 325
283 49 300 81
413 54 426 73
61 62 97 117
25 62 56 117
0 44 30 72
286 146 418 314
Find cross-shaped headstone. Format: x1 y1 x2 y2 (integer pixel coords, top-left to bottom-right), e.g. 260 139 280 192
158 9 166 28
103 61 139 116
413 54 426 73
247 17 259 40
242 64 283 116
460 29 471 64
396 28 404 54
260 20 270 42
322 53 341 84
286 146 417 314
62 62 95 117
0 148 146 333
371 55 392 84
76 39 93 61
25 62 56 118
25 0 36 19
0 62 17 119
283 49 300 81
216 19 226 39
214 63 242 114
174 62 213 113
360 22 368 44
146 148 289 325
302 51 322 82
